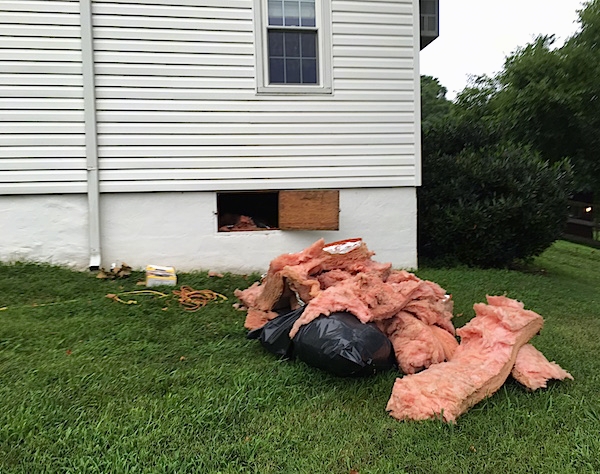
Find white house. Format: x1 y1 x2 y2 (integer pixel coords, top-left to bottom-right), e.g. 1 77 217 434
0 0 437 272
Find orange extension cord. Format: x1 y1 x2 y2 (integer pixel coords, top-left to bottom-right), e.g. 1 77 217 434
172 285 227 311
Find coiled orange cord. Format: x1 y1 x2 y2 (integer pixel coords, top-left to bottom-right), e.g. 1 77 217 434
172 285 227 311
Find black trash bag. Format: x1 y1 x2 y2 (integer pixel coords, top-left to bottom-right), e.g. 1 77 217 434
293 312 395 377
247 307 305 358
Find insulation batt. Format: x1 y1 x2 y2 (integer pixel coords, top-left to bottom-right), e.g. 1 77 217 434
512 343 574 390
386 295 545 422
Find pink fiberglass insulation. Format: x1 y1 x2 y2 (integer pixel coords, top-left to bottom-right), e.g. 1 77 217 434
512 343 573 390
237 240 573 422
236 239 457 372
386 296 544 422
375 311 459 375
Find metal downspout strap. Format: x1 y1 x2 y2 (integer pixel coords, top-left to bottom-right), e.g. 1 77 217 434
79 0 102 270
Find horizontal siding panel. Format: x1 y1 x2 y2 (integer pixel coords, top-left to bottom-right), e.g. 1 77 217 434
93 39 254 55
93 64 254 77
99 176 417 193
0 49 82 62
95 98 413 112
0 25 80 38
333 45 413 58
0 134 85 146
0 74 83 86
95 111 414 124
92 3 252 20
92 0 250 7
0 1 80 14
0 110 84 121
333 12 412 26
104 89 410 102
92 16 253 32
97 90 413 103
0 158 86 170
0 182 86 194
334 57 412 69
97 144 413 158
334 35 413 48
0 86 83 98
335 68 413 80
0 98 83 109
0 61 82 74
93 27 252 43
96 123 409 135
0 170 85 182
99 155 415 169
335 79 414 91
93 52 254 67
0 37 81 50
0 146 85 158
96 133 412 146
0 122 85 133
334 1 412 15
95 77 254 90
99 165 414 181
333 23 413 37
1 12 80 26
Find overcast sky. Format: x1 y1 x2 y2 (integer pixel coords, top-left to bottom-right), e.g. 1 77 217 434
420 0 586 100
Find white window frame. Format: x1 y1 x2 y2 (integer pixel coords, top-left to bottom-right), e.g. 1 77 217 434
253 0 332 94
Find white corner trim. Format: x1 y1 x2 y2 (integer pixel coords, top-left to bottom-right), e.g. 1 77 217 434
413 0 422 186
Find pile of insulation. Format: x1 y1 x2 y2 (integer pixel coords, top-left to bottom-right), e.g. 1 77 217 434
235 238 573 422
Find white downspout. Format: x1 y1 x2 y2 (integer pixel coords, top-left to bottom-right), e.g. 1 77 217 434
79 0 102 270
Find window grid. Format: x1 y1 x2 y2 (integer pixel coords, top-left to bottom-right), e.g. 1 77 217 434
268 30 317 84
268 0 316 27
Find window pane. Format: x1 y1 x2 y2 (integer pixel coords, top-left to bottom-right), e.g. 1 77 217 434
284 32 300 57
268 31 284 57
269 58 285 83
268 0 283 25
301 58 317 84
284 0 300 26
285 58 301 83
300 1 315 27
300 32 316 58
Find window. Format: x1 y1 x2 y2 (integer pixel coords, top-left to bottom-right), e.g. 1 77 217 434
254 0 332 93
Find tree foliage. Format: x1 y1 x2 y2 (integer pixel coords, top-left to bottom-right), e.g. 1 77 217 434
420 75 452 127
453 0 600 194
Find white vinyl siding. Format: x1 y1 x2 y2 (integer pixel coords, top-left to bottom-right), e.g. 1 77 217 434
0 0 86 194
0 0 419 195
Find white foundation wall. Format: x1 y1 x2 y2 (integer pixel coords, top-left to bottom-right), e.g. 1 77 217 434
0 194 89 267
0 187 416 272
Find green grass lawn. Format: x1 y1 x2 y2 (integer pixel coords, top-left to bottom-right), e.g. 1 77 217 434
1 240 599 473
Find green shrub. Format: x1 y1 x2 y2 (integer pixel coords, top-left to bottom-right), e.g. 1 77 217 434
421 114 502 159
418 143 573 267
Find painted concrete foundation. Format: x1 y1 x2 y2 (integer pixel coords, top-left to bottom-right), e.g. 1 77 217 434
0 188 417 272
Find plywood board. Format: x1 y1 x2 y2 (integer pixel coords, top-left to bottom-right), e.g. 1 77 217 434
279 190 339 230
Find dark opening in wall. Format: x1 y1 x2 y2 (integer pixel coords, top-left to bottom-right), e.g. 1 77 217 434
217 191 279 231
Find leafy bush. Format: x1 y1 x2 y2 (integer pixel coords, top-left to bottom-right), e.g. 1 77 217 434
421 113 502 159
418 143 573 267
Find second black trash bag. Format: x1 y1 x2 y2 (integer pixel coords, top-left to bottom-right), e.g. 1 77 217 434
293 312 395 377
246 307 305 358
